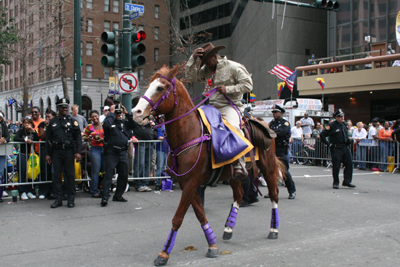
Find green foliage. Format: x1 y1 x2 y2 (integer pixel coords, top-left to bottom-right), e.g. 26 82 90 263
0 6 20 79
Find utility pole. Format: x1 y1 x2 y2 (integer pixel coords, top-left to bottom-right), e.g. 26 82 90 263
73 0 82 111
121 0 133 110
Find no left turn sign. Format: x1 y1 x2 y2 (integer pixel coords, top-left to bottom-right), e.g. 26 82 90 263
118 73 138 93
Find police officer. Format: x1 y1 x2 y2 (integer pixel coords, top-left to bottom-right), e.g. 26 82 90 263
45 98 82 208
101 104 137 207
320 109 355 189
268 105 296 199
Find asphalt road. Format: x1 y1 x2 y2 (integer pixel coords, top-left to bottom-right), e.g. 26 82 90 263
1 165 400 267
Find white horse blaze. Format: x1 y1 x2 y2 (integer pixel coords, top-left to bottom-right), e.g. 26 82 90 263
132 78 163 122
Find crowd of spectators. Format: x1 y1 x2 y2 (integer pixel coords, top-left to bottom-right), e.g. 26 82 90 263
0 99 170 203
290 115 400 172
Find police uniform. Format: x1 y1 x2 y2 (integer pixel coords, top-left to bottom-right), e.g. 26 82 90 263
45 98 82 208
101 104 135 207
268 105 296 199
320 109 355 189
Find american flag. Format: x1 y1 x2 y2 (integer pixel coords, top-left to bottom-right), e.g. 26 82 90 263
285 70 297 92
268 64 294 81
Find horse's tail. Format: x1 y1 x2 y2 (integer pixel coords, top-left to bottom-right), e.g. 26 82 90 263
275 156 287 182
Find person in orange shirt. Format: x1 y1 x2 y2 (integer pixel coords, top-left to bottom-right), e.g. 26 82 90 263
31 106 45 153
378 121 394 172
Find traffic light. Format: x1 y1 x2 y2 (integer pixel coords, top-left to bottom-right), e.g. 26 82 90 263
315 0 339 11
131 30 146 69
100 31 117 68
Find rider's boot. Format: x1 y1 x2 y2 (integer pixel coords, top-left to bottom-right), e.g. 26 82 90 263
233 156 248 180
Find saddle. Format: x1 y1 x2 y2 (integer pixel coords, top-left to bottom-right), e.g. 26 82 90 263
243 116 276 151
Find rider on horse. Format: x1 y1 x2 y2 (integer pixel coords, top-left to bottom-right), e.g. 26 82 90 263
185 43 253 180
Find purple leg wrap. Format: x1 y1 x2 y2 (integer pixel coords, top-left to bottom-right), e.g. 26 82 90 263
270 208 279 229
202 223 217 245
225 205 239 229
163 229 178 254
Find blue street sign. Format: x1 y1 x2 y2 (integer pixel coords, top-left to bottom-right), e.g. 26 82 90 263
125 3 144 13
129 11 139 20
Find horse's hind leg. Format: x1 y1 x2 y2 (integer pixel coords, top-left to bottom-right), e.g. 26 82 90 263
257 152 280 239
222 179 243 240
191 191 219 258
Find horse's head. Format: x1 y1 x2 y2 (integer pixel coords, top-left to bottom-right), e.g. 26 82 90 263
132 65 179 124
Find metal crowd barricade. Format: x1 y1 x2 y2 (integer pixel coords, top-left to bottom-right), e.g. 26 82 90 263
290 137 400 173
0 140 171 188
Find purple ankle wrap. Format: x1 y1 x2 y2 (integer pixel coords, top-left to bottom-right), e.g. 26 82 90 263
202 223 216 245
270 208 279 229
225 205 238 229
163 229 177 254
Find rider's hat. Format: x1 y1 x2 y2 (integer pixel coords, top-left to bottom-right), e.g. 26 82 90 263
333 109 344 117
197 43 226 69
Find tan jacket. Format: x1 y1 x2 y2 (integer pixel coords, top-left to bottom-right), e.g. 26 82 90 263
185 55 253 109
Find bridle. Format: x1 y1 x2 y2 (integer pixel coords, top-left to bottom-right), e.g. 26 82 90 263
141 74 218 130
141 75 177 117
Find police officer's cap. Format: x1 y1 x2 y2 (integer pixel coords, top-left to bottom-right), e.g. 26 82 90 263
56 98 70 108
271 105 285 113
333 109 345 117
114 104 122 114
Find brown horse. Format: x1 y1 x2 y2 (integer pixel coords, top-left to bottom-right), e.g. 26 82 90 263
132 65 284 266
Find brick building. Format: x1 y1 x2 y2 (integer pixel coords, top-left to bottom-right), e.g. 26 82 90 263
0 0 170 121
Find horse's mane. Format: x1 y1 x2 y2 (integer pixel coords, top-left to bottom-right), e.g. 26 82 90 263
150 65 171 83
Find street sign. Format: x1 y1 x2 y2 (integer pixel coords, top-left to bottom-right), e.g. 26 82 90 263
129 11 139 20
118 73 138 93
125 3 144 13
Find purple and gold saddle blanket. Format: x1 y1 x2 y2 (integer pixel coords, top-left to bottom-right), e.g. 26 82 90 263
198 105 256 169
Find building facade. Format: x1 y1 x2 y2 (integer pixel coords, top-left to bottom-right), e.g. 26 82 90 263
0 0 170 121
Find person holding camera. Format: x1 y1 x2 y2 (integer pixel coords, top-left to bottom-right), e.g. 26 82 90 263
83 110 104 198
101 104 138 207
45 98 82 208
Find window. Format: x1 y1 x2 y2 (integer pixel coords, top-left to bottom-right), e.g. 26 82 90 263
87 0 92 9
86 42 93 56
113 22 119 31
154 27 159 40
113 0 119 13
154 5 159 18
15 77 18 88
5 81 8 91
154 48 159 61
86 19 93 32
104 0 110 11
14 60 18 72
138 25 144 31
104 67 110 79
10 61 13 73
86 65 92 78
81 42 83 55
10 79 13 90
39 69 45 82
138 68 144 82
104 21 111 32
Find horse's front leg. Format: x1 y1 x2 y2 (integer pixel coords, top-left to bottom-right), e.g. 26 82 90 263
222 179 243 240
154 180 197 266
191 191 219 258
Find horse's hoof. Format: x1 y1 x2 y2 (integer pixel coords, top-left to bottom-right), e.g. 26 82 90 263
268 232 278 239
154 256 168 266
206 248 219 258
222 231 233 240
